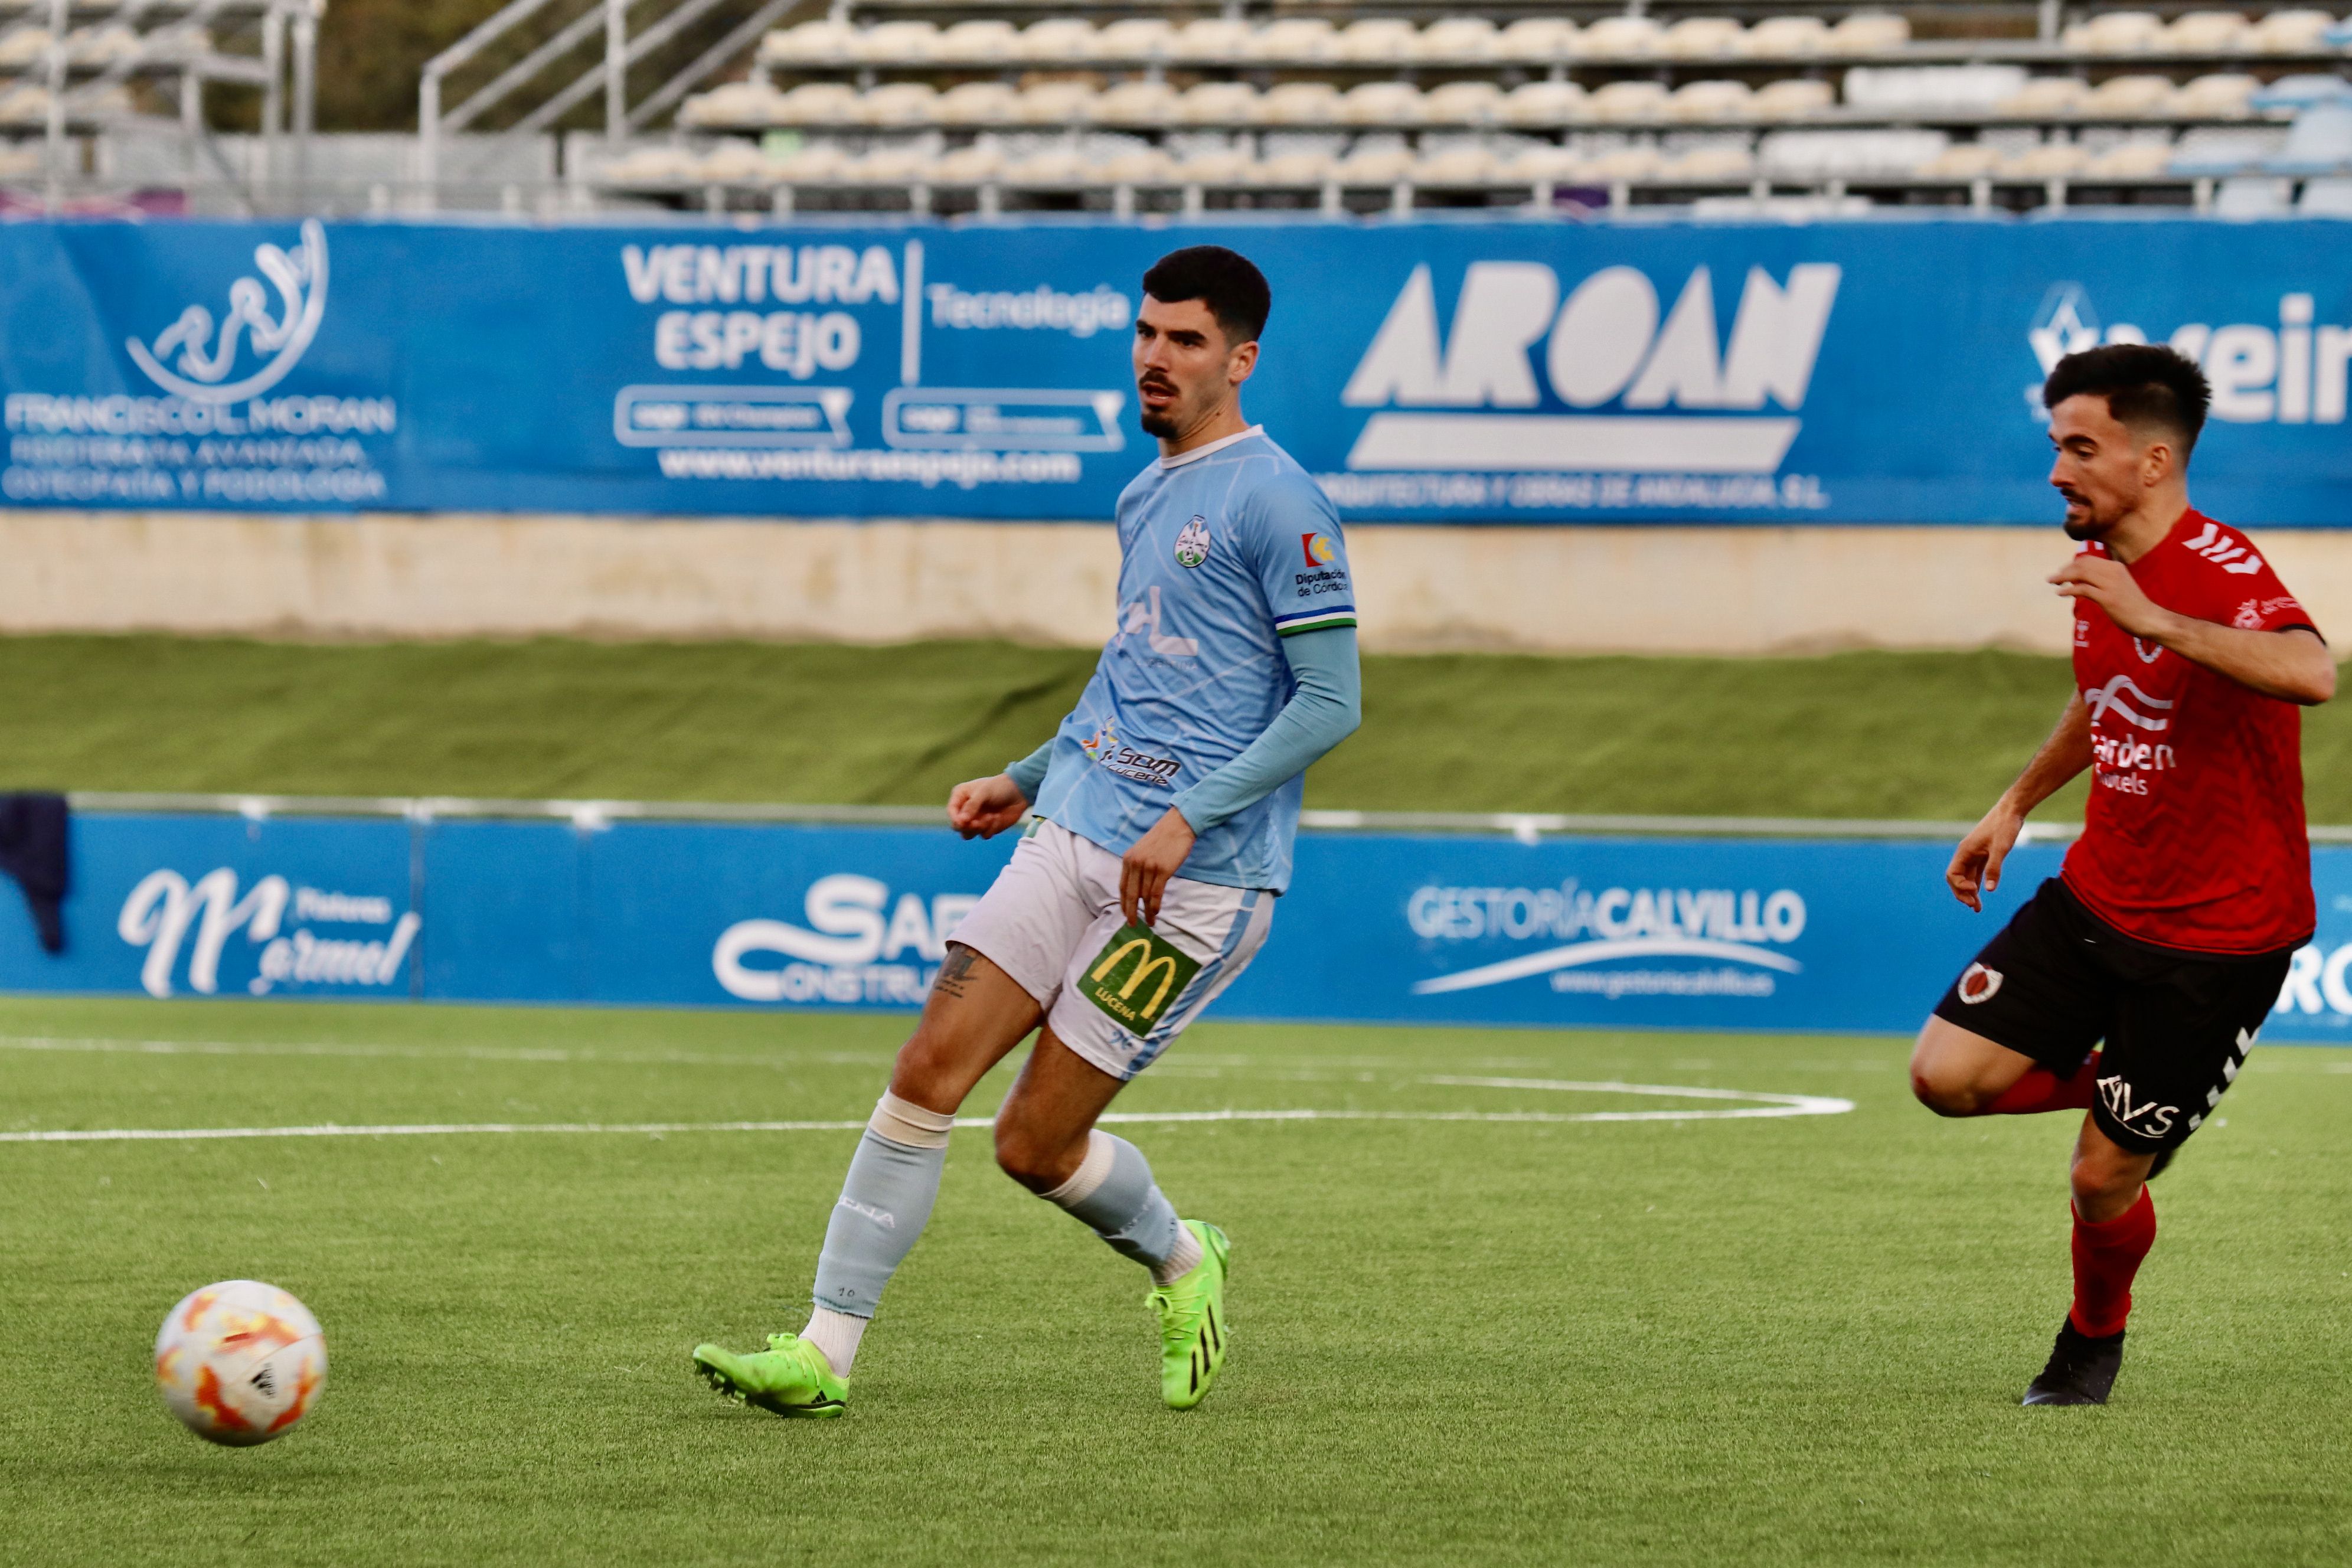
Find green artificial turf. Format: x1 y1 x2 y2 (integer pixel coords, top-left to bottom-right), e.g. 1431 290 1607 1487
3 997 2348 1566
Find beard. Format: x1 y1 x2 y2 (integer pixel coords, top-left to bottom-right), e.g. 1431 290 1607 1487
1138 406 1178 437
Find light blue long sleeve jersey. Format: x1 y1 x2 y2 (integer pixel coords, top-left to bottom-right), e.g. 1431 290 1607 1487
1007 426 1362 894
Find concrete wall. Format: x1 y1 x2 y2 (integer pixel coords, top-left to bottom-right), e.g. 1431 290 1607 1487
6 509 2350 655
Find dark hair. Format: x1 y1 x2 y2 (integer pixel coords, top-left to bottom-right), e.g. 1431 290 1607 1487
2043 342 2210 459
1141 245 1271 346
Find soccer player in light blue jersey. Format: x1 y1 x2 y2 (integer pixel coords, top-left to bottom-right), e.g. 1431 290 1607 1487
692 246 1362 1416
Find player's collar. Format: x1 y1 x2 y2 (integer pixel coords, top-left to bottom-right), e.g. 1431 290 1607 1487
1158 425 1263 469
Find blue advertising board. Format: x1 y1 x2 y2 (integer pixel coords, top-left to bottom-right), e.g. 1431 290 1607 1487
6 809 2352 1044
2 214 2350 526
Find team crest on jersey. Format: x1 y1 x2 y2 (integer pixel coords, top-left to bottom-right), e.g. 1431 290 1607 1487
1957 963 2003 1004
1173 515 1211 569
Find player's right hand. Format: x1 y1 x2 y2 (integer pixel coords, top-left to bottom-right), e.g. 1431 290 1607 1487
1946 806 2024 913
947 773 1031 840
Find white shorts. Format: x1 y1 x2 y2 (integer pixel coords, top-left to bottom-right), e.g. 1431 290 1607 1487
949 821 1275 1081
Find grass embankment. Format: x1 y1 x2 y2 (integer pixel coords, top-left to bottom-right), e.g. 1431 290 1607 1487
5 634 2346 820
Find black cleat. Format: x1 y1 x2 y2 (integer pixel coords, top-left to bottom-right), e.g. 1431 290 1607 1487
2022 1320 2125 1406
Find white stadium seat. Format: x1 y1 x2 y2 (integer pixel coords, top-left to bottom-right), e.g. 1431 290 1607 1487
1248 18 1338 63
1670 80 1755 122
2063 12 2164 54
1338 18 1420 64
937 81 1018 126
1417 17 1500 63
2163 11 2250 53
1740 17 1831 58
600 145 699 184
2270 99 2352 169
1089 18 1172 61
932 142 1007 183
854 22 939 66
2085 75 2181 117
1753 79 1836 120
1094 145 1177 185
1016 81 1097 125
1825 14 1910 55
936 19 1019 64
1501 80 1590 127
2171 73 2261 117
851 143 935 184
1583 144 1665 179
1424 81 1505 126
0 26 53 68
1340 81 1426 126
1661 143 1757 179
1249 148 1337 185
1173 146 1254 184
1498 18 1577 63
1177 82 1260 125
1174 17 1252 61
2213 173 2292 213
1589 80 1671 122
1995 78 2092 117
1333 139 1417 184
779 81 859 124
1577 15 1664 58
760 19 855 67
858 82 939 128
1259 81 1344 126
2084 139 2178 177
1415 142 1501 184
1016 18 1097 63
1759 128 1947 178
2005 142 2092 177
1500 143 1586 182
2299 175 2352 212
680 82 780 128
1093 79 1179 125
1003 145 1089 184
1844 65 2026 113
2245 9 2335 53
1919 143 2005 178
1662 17 1745 58
697 141 775 183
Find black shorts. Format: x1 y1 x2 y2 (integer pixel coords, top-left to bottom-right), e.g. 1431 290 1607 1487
1932 878 2297 1154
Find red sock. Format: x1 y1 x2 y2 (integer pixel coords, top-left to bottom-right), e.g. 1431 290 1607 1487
1987 1053 2102 1115
2069 1187 2156 1338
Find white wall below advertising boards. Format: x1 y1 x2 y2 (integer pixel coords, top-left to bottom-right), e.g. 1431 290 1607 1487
8 509 2352 655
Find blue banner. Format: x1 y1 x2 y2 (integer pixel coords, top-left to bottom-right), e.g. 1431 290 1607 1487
2 215 2350 525
6 809 2352 1043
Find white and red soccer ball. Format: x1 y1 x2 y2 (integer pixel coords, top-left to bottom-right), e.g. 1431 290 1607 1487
154 1280 328 1445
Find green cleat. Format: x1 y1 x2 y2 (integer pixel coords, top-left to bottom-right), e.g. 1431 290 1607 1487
1150 1221 1231 1410
691 1334 848 1419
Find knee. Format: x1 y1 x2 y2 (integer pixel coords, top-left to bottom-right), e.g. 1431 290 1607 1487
2070 1143 2145 1216
992 1117 1069 1194
1910 1061 1988 1117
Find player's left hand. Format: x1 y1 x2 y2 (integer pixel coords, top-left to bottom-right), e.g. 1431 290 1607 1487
2049 555 2177 641
1120 809 1197 928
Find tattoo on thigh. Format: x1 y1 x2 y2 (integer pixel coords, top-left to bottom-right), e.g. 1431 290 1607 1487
933 946 979 1000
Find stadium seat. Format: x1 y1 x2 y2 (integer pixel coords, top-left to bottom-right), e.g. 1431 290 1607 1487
2213 173 2293 213
1260 81 1344 126
2245 9 2336 53
2005 141 2092 177
2162 11 2250 53
1670 80 1755 122
1177 82 1259 125
2298 174 2352 211
0 25 51 67
1752 79 1836 120
1583 144 1665 179
1577 15 1664 58
1590 80 1672 122
2171 123 2291 172
1249 18 1337 63
1094 145 1177 185
937 81 1018 126
855 22 939 66
1017 81 1097 126
1844 65 2027 113
1661 142 1757 179
1759 128 1948 178
1501 79 1590 127
1498 17 1577 63
1740 16 1831 58
1417 18 1500 63
1424 80 1504 126
1919 142 2005 178
1995 78 2092 117
1016 18 1096 63
1249 147 1337 185
2063 12 2165 53
66 25 142 66
1003 145 1089 184
759 19 855 67
2250 74 2352 110
1094 79 1178 125
1500 142 1585 182
599 145 699 185
1413 141 1500 184
1090 18 1171 61
2085 75 2181 117
1340 81 1425 126
2083 139 2178 178
697 141 775 183
1174 17 1252 62
1338 18 1420 64
2267 100 2352 171
859 82 938 128
931 142 1007 183
680 81 780 128
772 141 854 182
1662 17 1745 58
936 19 1018 65
2171 73 2261 117
1825 13 1911 55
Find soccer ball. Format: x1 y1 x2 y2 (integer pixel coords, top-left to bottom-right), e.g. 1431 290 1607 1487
153 1280 328 1446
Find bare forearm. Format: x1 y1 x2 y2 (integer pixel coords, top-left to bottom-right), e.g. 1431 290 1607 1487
2145 619 2335 705
1995 695 2093 819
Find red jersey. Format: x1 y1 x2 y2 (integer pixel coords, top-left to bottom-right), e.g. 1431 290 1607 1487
2061 508 2318 955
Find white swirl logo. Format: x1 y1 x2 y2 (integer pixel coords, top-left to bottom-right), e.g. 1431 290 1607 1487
125 218 328 404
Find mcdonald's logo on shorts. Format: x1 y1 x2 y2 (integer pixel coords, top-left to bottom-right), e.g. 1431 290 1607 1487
1080 924 1203 1035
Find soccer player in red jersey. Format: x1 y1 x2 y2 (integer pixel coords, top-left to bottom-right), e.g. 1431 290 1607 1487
1909 344 2335 1406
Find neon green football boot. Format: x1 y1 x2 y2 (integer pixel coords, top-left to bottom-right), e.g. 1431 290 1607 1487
691 1334 847 1419
1149 1221 1231 1410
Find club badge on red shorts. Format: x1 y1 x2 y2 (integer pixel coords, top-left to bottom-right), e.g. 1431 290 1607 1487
1958 963 2003 1004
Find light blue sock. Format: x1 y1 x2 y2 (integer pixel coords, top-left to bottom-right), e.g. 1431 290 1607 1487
1041 1131 1201 1283
809 1092 956 1322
